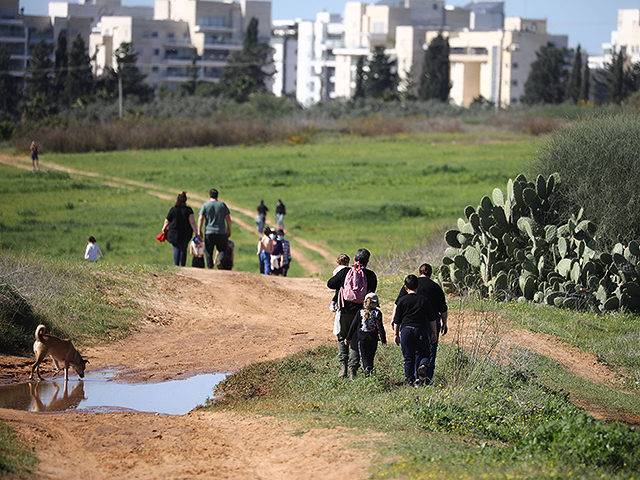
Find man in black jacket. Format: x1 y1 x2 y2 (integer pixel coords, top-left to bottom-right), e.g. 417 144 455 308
327 248 377 379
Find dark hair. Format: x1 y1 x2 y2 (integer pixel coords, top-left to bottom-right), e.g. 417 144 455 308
419 263 432 277
405 274 419 291
175 191 187 207
88 236 96 243
263 227 271 235
337 253 350 266
354 248 371 266
209 188 219 199
277 229 285 235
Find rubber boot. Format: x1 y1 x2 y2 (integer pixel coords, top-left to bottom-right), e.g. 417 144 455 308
349 367 358 380
338 363 348 378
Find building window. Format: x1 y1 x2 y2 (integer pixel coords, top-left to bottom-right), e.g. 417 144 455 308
512 80 518 86
511 98 518 104
142 31 150 38
167 32 175 39
512 62 519 69
153 49 160 56
151 31 158 38
152 66 159 73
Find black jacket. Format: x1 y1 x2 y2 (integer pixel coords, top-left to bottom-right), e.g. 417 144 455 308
327 266 378 314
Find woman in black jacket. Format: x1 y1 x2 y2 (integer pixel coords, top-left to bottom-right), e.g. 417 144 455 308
162 191 198 266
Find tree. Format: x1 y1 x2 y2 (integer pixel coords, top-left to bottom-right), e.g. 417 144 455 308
418 33 451 102
521 43 566 105
567 45 582 104
363 46 398 99
579 55 590 102
605 49 640 104
23 38 56 119
66 34 94 105
54 30 68 107
102 42 154 103
353 56 365 100
0 45 20 119
221 17 273 102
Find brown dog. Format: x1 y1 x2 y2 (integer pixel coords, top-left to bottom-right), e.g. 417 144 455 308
30 325 88 381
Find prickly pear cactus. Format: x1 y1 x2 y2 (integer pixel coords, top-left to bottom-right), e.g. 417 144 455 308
440 173 640 313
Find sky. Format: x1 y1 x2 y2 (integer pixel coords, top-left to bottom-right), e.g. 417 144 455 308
20 0 640 56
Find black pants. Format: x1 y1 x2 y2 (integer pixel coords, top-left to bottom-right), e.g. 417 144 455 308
204 233 228 269
358 339 378 374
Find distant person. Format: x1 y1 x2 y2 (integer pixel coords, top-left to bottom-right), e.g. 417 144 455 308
215 238 235 270
327 248 377 379
257 227 274 274
256 200 268 233
84 236 102 261
197 188 232 269
275 199 286 230
393 275 438 386
346 293 386 377
270 230 284 276
390 263 448 385
190 236 205 268
278 229 291 276
163 191 197 267
30 140 39 171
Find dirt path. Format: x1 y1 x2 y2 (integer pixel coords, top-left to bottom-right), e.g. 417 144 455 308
0 154 331 275
0 268 639 478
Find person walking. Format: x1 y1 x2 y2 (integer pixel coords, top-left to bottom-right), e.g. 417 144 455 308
190 236 205 268
275 199 286 230
30 140 39 171
162 191 197 267
393 275 438 386
390 263 448 384
197 188 232 269
257 227 274 275
345 293 386 377
84 236 103 261
278 229 291 276
327 248 377 379
256 200 268 233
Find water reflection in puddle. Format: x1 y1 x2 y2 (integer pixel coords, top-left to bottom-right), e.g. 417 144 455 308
0 370 226 415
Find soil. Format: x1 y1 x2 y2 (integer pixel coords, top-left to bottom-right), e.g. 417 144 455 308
0 153 638 478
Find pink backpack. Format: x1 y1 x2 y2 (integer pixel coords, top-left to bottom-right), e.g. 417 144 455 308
340 262 368 305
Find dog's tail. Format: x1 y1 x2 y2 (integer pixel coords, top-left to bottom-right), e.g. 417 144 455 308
35 324 46 342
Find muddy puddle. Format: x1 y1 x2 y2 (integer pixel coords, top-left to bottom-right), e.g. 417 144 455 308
0 370 226 415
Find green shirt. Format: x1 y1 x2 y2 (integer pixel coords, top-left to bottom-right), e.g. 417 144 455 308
199 200 230 234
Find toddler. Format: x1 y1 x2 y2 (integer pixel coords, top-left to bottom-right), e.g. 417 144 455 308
330 254 350 312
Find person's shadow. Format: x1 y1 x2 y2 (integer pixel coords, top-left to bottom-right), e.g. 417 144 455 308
29 380 86 412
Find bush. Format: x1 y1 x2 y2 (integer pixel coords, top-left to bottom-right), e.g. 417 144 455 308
0 283 43 354
532 113 640 249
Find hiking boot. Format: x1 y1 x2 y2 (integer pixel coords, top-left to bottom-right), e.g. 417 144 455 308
338 363 348 378
349 367 358 380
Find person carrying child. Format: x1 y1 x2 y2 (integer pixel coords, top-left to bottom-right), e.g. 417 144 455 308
327 248 377 380
393 274 438 386
190 236 205 268
345 293 386 377
84 236 103 261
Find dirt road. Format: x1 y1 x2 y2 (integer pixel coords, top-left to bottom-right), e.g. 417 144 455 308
0 268 639 478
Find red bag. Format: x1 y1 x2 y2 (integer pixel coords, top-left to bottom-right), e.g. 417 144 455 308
156 231 167 242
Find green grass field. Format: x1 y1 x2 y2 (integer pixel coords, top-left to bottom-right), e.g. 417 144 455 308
0 132 539 275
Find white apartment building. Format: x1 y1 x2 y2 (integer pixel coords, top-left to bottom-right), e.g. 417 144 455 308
90 0 271 89
271 19 297 97
592 9 640 69
327 0 568 107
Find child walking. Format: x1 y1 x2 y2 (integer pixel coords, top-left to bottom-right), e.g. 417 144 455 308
84 236 103 261
190 236 205 268
345 293 386 377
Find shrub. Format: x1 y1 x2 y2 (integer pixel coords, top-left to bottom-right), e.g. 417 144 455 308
0 283 43 354
532 113 640 249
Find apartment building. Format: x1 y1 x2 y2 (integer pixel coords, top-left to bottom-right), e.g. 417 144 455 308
592 9 640 68
90 0 271 89
1 0 53 79
271 19 297 97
